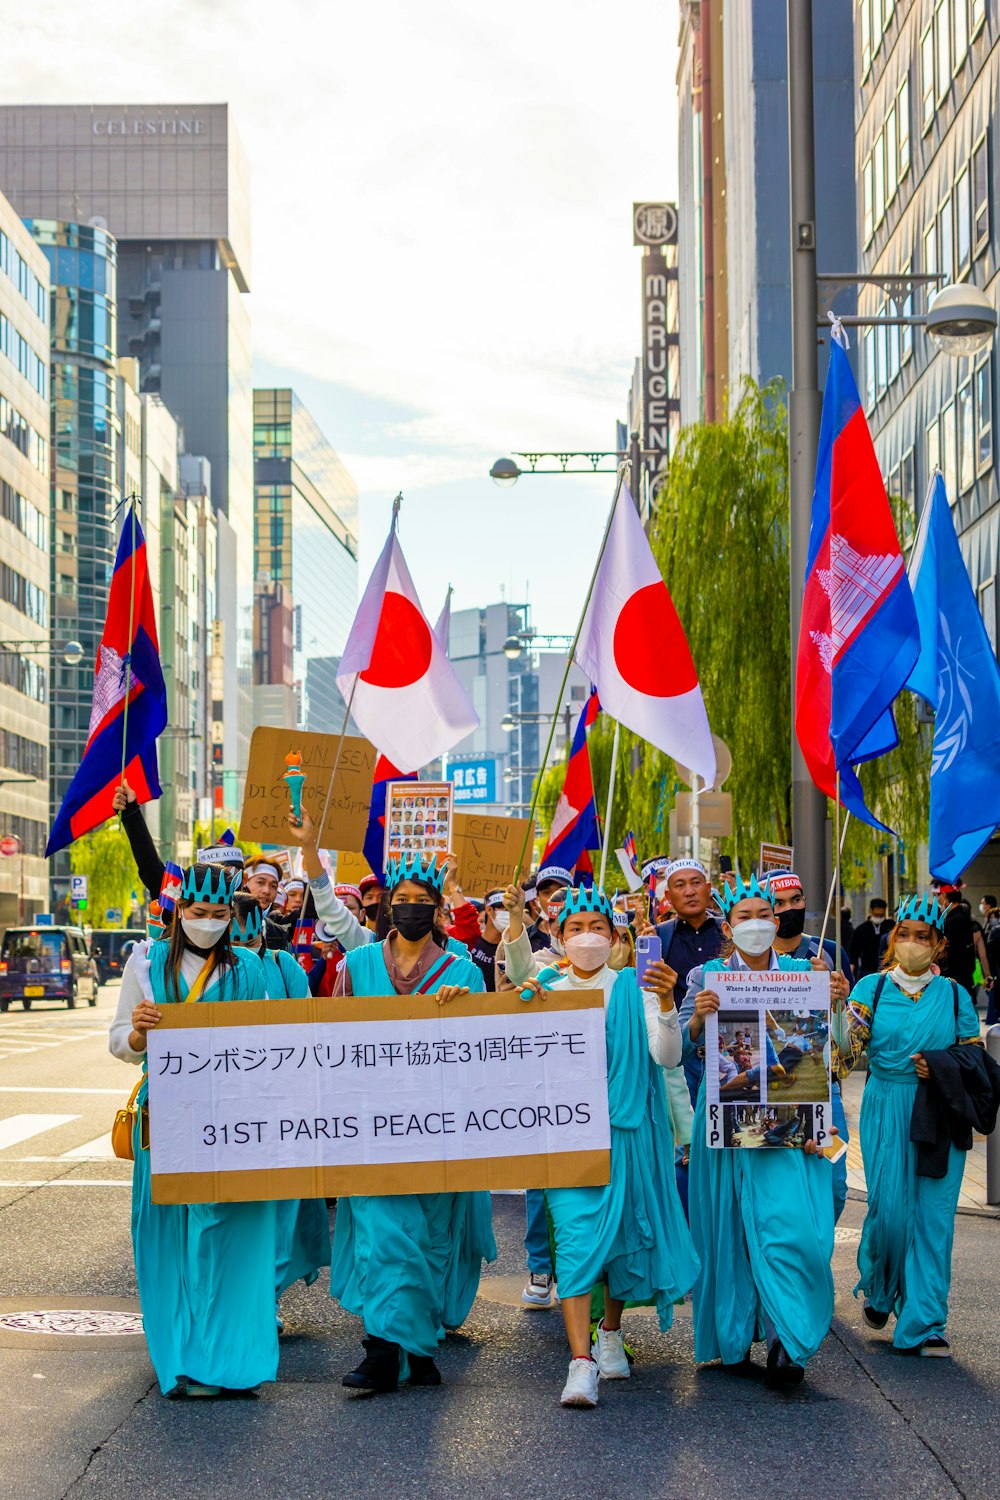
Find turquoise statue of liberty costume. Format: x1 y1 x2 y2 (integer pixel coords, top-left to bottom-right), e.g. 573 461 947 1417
231 902 332 1302
328 852 496 1383
683 875 835 1370
542 886 699 1327
127 864 279 1396
834 894 981 1351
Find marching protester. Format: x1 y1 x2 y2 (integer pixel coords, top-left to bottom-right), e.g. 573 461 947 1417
359 873 384 930
849 897 893 980
681 874 848 1389
519 885 697 1409
109 863 278 1398
833 895 995 1358
323 848 496 1393
243 855 293 950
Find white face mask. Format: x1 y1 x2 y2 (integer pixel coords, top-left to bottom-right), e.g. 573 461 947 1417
181 915 230 947
729 918 776 957
563 933 612 971
491 908 511 933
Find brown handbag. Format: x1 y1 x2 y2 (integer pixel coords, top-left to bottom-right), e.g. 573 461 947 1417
112 1075 146 1161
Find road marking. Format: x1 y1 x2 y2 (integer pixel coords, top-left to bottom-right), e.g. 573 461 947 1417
0 1114 80 1150
0 1179 130 1188
61 1133 116 1160
0 1086 123 1096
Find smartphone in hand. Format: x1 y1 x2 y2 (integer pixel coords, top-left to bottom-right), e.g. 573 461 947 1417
636 932 663 988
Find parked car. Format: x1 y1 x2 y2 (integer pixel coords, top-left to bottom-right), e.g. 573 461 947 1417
0 926 98 1011
89 928 145 985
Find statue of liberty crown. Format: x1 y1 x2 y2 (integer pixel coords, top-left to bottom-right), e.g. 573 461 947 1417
896 892 944 932
182 862 240 905
231 903 263 942
384 849 446 894
715 872 774 916
557 885 616 926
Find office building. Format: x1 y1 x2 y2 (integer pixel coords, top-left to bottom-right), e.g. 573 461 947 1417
856 0 998 888
0 187 50 923
27 219 119 907
252 389 359 732
0 103 255 794
676 0 857 423
180 455 217 826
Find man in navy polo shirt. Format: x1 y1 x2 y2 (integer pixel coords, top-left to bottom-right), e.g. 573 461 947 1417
642 857 725 1104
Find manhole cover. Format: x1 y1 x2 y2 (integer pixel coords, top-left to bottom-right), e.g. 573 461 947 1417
0 1309 144 1337
834 1226 861 1244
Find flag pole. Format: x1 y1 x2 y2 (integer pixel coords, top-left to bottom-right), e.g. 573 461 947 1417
514 460 630 882
119 496 140 789
597 720 621 889
818 777 849 954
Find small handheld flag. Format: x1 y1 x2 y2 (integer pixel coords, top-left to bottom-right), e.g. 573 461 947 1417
540 689 601 873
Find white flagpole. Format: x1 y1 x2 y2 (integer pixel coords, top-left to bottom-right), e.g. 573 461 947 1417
598 721 620 890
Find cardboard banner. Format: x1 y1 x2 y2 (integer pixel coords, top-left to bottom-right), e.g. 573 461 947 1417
335 849 373 886
239 728 377 849
703 969 832 1151
452 812 530 897
146 990 610 1205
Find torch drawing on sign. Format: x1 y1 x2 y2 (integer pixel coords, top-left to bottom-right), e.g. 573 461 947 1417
283 751 307 825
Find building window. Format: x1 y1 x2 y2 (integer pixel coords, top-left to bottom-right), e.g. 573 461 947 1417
972 0 986 36
900 446 916 550
927 415 941 480
901 259 914 364
924 220 938 290
898 76 911 177
972 134 989 253
939 192 954 285
956 163 972 277
886 105 898 205
864 328 876 412
980 578 997 652
954 0 969 67
887 298 900 385
941 399 957 502
936 0 952 101
921 23 935 129
876 316 888 400
976 354 993 473
863 156 874 244
873 0 884 54
874 130 886 226
861 0 872 80
958 377 975 492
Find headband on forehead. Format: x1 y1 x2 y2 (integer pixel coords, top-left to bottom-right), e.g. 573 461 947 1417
664 858 707 880
485 891 506 909
335 883 362 902
765 869 802 895
200 844 245 870
536 864 573 888
640 856 672 881
522 885 537 903
612 910 630 929
246 860 281 882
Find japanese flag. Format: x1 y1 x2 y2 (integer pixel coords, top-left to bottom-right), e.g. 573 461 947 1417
336 513 479 773
575 485 716 785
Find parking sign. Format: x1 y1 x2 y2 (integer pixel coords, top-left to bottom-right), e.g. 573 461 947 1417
70 874 89 901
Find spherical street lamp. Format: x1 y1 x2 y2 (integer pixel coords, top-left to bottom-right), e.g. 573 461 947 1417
490 457 521 489
500 713 517 733
62 640 84 666
503 634 524 660
925 283 997 357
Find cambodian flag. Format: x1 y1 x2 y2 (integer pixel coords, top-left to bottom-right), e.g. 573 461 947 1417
362 754 418 879
540 688 601 873
47 506 167 855
794 340 919 827
157 860 183 915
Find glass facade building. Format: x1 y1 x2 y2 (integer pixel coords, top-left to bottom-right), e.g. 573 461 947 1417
253 389 359 732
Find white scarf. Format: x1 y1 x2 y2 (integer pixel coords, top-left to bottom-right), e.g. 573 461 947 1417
889 963 933 997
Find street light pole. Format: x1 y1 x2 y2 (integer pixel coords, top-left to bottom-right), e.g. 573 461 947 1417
787 0 827 917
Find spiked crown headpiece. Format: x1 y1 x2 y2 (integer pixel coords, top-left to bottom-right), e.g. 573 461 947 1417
715 872 774 917
384 850 446 895
181 862 240 905
556 885 616 928
896 893 945 932
231 903 263 942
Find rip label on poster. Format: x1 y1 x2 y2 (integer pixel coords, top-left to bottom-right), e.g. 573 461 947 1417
703 969 831 1150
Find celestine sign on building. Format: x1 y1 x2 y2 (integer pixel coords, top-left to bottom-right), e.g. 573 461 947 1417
91 118 206 136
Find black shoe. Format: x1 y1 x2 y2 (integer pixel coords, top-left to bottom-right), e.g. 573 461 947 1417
765 1340 805 1389
919 1336 951 1358
863 1302 890 1330
407 1354 442 1386
342 1336 400 1392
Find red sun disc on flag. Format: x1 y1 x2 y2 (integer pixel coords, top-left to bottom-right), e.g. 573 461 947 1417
612 583 698 696
360 591 434 688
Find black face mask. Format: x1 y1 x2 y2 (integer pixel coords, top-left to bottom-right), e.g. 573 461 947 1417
776 907 806 940
391 903 437 941
362 903 381 926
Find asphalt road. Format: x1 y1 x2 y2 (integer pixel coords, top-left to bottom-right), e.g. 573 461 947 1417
0 988 998 1500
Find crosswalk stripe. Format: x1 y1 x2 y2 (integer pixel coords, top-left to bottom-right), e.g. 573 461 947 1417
61 1133 116 1160
0 1114 80 1150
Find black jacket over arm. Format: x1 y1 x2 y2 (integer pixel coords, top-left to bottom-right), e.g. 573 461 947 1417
910 1044 1000 1178
120 799 167 898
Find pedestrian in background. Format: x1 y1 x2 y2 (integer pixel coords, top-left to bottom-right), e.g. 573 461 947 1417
849 898 893 980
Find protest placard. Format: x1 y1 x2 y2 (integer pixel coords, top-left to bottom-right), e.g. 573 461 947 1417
703 969 831 1150
759 840 795 876
239 728 377 849
335 849 373 886
452 812 531 897
383 780 453 867
145 990 610 1205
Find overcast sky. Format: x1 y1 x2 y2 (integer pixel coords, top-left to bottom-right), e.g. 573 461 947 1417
3 0 680 635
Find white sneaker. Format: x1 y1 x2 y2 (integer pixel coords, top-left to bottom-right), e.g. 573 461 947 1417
560 1356 600 1408
521 1272 557 1308
593 1321 631 1380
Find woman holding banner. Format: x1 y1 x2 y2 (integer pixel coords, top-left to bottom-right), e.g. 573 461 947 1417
681 874 848 1389
230 894 332 1323
518 885 697 1410
324 849 496 1395
110 863 278 1399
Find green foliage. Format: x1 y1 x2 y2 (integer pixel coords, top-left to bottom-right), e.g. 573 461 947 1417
70 822 140 926
841 696 932 889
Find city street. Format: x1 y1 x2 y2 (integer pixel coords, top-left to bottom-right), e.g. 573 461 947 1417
0 988 997 1500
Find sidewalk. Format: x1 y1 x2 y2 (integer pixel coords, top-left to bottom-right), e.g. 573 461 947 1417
840 1065 998 1215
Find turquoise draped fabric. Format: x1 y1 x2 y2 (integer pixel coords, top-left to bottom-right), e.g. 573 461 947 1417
545 969 699 1331
853 971 979 1348
260 948 333 1299
328 940 496 1357
133 944 280 1395
689 956 835 1366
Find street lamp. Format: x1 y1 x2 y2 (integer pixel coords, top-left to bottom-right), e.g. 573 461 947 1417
923 283 998 355
0 831 25 922
0 638 84 665
502 630 575 661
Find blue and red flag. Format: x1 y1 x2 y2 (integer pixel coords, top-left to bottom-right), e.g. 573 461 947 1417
157 860 183 914
540 688 601 874
362 754 418 879
795 339 919 828
47 506 167 855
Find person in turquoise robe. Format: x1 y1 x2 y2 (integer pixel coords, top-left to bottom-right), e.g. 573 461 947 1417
832 894 982 1357
681 873 848 1389
230 894 332 1314
325 849 496 1394
109 862 277 1398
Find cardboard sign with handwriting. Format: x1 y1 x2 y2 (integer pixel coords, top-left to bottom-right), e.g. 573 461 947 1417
453 812 530 896
335 849 374 886
240 728 377 850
